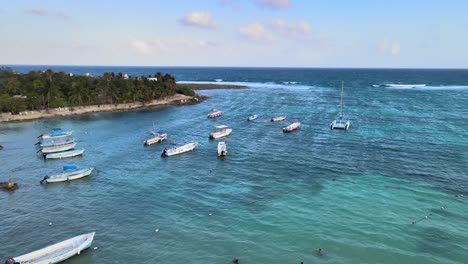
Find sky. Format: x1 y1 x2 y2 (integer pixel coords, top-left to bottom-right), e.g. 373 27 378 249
1 0 467 68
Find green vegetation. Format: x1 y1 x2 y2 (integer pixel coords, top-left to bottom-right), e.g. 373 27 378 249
0 67 197 114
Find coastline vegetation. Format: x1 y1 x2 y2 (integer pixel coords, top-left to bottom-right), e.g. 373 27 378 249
0 67 197 114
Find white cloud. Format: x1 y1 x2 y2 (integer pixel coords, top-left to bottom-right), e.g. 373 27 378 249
239 22 273 43
380 38 401 56
180 12 219 29
28 7 47 16
130 39 151 55
267 19 313 39
254 0 291 9
57 10 70 19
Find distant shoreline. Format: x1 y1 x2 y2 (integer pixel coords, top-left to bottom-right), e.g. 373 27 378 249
0 94 201 123
0 83 247 123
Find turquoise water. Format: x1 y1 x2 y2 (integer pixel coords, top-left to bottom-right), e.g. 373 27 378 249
1 68 468 263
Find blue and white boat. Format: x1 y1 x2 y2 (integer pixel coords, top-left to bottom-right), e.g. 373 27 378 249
38 128 73 141
37 137 75 148
5 232 95 264
40 142 77 154
41 166 94 183
45 149 84 160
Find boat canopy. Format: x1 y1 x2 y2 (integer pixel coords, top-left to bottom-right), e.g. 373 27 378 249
215 125 229 129
53 127 62 131
64 165 77 170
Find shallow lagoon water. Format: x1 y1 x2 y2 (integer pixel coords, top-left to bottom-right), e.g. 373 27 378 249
1 68 467 263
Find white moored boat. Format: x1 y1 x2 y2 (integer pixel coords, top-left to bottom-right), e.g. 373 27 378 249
209 125 232 139
161 142 198 157
283 122 301 133
37 138 75 148
45 149 84 160
41 166 94 183
5 232 95 264
144 132 167 146
40 142 77 154
208 110 223 118
271 116 286 122
217 142 227 157
330 81 351 131
38 128 73 141
248 115 258 121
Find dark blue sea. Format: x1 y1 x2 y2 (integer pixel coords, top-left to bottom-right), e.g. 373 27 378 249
1 66 468 263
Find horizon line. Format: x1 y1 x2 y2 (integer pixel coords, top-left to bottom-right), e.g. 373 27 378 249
2 64 468 71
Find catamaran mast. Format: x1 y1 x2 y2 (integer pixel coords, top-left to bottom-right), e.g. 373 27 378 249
340 80 344 118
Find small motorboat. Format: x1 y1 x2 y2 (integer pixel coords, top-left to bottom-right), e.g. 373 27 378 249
45 149 84 160
217 142 227 157
40 142 77 154
330 81 351 131
0 180 17 191
271 116 286 122
247 115 258 121
37 138 75 148
161 142 198 157
41 166 94 183
209 125 232 139
208 110 223 118
283 122 301 133
38 128 73 141
144 132 167 146
5 232 95 264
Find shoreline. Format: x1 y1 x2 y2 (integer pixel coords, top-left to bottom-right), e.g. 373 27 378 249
0 94 201 123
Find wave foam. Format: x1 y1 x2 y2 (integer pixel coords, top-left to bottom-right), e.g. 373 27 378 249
379 83 468 90
177 80 313 90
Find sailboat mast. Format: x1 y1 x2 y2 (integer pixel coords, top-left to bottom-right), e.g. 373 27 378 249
340 80 344 117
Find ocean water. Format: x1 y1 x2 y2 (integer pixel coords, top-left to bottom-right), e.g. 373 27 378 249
1 67 468 264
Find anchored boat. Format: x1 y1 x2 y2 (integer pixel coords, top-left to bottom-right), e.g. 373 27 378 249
41 166 94 183
40 142 77 154
217 142 227 157
5 232 95 264
271 116 286 122
37 138 75 148
38 128 73 141
144 132 167 146
283 122 301 133
247 115 258 121
45 149 84 160
208 110 223 118
161 142 198 157
209 125 232 139
330 81 351 131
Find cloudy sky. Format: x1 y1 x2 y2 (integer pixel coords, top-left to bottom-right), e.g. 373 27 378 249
1 0 467 68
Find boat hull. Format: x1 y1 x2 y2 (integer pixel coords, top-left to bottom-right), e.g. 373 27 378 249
9 232 95 264
271 116 286 122
209 129 232 139
144 134 167 146
161 143 198 157
208 111 223 118
40 131 73 141
41 142 77 154
46 168 94 183
330 120 350 131
248 115 258 121
283 122 301 133
38 138 75 148
45 149 84 160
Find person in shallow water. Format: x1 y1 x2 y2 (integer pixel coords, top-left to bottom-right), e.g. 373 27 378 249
232 257 239 263
316 248 324 256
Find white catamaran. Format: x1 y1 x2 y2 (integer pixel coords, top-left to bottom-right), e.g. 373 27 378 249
330 81 351 131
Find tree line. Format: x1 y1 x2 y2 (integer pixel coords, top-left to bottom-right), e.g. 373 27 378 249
0 67 196 114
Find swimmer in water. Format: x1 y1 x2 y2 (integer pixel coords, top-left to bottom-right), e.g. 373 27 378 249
232 257 239 263
316 248 324 256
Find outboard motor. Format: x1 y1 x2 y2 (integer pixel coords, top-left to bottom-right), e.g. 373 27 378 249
5 258 19 264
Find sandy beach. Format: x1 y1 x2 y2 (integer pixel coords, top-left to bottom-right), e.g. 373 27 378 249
0 94 198 122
